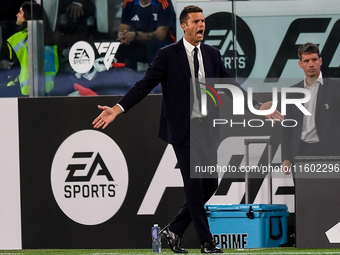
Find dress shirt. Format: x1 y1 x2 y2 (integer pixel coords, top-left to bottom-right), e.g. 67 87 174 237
301 71 323 143
117 103 125 112
183 38 206 118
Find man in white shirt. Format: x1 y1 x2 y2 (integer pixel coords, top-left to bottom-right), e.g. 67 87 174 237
281 42 340 174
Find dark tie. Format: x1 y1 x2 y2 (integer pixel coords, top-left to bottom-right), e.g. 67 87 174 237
193 47 201 101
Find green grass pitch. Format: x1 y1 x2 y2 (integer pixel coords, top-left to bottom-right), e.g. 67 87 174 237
1 248 340 254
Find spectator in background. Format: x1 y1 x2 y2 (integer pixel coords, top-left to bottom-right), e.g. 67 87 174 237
57 0 96 45
0 0 26 64
55 0 96 72
281 42 340 175
115 0 176 71
0 1 59 96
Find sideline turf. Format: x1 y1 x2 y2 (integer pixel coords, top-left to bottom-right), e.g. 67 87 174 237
1 248 340 255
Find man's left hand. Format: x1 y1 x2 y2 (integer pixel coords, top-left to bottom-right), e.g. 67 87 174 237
260 101 284 122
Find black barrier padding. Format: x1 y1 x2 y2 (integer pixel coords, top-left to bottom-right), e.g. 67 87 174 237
17 93 292 249
18 96 187 248
295 157 340 248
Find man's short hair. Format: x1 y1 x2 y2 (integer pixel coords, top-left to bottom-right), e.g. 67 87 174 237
298 42 320 60
180 5 203 25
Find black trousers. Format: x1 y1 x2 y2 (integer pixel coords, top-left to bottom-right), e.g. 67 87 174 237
292 141 324 181
298 141 324 157
169 118 218 244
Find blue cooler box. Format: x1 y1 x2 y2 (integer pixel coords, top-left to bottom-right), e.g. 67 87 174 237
205 204 289 249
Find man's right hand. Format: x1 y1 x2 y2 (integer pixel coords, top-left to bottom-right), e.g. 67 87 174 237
117 30 136 45
92 105 122 129
117 30 128 44
282 159 292 175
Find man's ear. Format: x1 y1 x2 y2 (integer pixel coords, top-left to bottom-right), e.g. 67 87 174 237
180 23 186 32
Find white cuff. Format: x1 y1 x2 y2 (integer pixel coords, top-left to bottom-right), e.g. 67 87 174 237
116 103 125 112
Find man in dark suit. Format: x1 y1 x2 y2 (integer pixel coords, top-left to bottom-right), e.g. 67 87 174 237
281 42 340 174
93 5 283 253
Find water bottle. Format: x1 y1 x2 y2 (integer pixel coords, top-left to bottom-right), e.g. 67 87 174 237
152 224 162 253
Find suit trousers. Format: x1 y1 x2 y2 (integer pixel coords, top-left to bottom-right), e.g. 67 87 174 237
169 117 218 244
292 141 324 181
298 141 324 156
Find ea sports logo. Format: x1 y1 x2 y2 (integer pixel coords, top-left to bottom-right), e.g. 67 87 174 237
51 130 128 225
69 41 95 73
204 12 256 80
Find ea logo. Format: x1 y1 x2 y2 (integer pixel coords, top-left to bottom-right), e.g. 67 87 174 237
204 12 256 80
69 41 95 73
51 130 128 225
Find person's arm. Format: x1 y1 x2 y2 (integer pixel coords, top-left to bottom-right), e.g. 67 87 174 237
93 45 167 128
281 97 295 175
134 26 169 41
0 42 12 69
258 101 284 122
92 105 123 129
118 25 169 45
117 24 131 44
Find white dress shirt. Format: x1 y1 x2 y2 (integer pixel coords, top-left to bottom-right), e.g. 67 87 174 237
183 38 206 118
301 71 323 143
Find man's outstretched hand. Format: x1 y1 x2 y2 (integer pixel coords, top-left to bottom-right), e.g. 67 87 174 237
260 101 284 123
92 105 122 129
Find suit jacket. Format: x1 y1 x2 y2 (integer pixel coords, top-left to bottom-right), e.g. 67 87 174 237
118 38 258 145
281 75 340 162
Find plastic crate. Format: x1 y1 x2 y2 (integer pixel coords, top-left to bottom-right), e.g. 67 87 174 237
205 204 289 248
